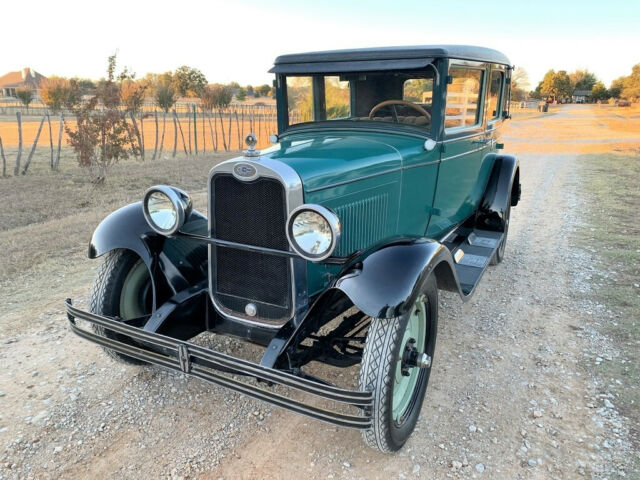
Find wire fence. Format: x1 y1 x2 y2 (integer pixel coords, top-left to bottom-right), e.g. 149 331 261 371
0 103 279 157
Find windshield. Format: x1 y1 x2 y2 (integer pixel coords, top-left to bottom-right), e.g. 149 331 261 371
285 71 434 132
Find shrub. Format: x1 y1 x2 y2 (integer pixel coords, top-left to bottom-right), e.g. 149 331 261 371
64 54 139 183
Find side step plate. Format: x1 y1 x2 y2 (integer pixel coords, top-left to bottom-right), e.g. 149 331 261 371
444 228 503 296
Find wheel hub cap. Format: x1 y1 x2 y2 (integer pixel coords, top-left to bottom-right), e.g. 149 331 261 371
392 296 428 422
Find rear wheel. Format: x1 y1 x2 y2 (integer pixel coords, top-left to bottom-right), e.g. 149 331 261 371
89 249 153 365
359 275 438 452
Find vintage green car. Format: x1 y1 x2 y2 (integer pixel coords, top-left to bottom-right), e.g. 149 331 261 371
66 45 520 452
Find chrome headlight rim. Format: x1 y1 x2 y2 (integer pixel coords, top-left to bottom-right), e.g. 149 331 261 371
286 204 341 262
142 185 192 235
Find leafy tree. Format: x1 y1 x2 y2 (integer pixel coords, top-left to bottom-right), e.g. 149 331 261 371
609 77 625 98
74 78 97 95
621 64 640 101
40 76 72 113
210 84 233 108
155 85 176 112
539 70 555 98
590 81 609 102
65 54 139 183
16 87 34 110
172 66 207 97
529 82 543 100
554 71 573 99
202 85 233 151
540 70 572 100
569 69 597 91
228 81 240 89
257 84 272 97
235 87 247 101
120 79 147 114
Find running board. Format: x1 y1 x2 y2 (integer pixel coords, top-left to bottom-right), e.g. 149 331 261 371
443 228 503 296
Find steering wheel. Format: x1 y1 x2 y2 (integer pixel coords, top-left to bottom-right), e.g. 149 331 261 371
368 100 431 122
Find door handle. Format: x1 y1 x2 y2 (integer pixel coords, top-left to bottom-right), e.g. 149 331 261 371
471 138 489 145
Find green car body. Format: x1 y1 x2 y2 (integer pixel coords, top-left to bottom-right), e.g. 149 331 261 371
68 45 521 449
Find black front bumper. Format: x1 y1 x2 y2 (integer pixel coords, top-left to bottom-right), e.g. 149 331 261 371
65 299 372 429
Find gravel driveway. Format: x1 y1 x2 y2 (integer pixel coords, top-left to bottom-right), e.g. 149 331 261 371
0 105 635 479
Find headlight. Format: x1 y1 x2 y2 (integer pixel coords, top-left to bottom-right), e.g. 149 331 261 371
286 205 341 261
142 185 192 235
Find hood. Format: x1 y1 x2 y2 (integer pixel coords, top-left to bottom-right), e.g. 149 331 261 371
261 131 406 192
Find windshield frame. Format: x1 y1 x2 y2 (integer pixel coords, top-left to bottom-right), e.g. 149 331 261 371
275 66 440 139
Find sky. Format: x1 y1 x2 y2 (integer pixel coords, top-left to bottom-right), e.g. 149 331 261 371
1 0 638 89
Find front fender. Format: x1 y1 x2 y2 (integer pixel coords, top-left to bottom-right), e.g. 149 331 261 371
88 202 208 307
333 238 458 319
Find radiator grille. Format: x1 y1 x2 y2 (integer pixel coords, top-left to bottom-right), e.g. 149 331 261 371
211 174 291 321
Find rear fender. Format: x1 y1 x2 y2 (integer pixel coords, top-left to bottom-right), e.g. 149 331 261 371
476 154 520 232
88 202 208 309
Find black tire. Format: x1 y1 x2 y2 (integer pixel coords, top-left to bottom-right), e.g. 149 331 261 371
490 203 511 265
89 249 152 365
359 275 438 452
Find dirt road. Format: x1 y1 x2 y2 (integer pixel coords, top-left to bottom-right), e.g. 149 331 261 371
0 105 636 479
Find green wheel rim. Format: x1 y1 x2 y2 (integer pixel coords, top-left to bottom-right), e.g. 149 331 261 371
392 297 427 423
119 260 151 320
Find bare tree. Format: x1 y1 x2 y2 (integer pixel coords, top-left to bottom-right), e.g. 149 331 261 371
22 114 46 174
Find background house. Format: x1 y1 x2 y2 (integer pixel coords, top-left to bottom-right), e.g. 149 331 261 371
572 89 591 103
0 67 47 99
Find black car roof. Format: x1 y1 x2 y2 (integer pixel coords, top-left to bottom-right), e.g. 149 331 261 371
270 45 510 74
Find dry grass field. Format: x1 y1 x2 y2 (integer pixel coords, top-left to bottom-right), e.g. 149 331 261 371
0 104 638 479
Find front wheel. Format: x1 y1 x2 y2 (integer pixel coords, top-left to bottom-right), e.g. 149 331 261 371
89 249 153 365
359 275 438 452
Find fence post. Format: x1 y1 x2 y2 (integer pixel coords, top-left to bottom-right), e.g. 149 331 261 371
0 136 6 177
22 114 46 174
13 111 22 176
193 104 198 155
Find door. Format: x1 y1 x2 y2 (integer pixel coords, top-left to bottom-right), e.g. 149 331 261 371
426 62 490 239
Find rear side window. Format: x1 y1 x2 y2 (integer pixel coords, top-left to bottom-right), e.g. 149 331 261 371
487 70 504 120
286 76 313 124
445 67 483 129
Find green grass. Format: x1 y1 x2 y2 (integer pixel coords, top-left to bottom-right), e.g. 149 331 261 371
576 153 640 460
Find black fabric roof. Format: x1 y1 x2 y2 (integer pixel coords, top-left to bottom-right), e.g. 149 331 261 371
270 45 510 74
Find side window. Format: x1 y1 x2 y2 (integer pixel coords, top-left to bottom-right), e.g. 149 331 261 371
324 76 351 119
445 67 483 129
487 70 504 120
286 76 313 124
